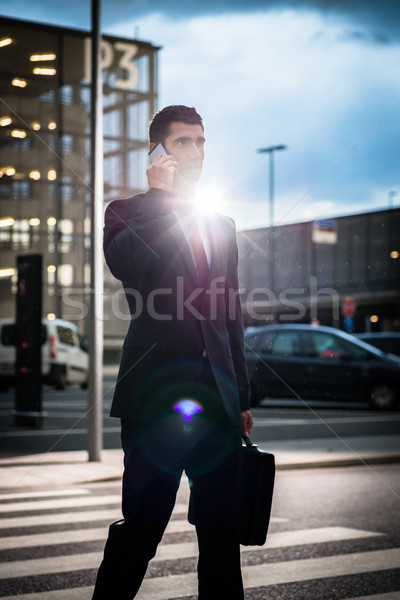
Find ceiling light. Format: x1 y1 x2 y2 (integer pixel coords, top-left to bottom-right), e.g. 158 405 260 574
30 53 56 62
4 167 16 176
0 217 15 228
29 170 41 180
11 129 27 139
0 116 12 127
0 268 15 278
47 169 57 180
390 250 399 259
12 78 27 88
48 121 57 130
47 217 57 226
29 218 40 227
0 38 12 48
47 265 56 273
31 122 41 131
33 67 56 76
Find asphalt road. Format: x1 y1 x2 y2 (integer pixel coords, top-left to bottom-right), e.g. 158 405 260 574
0 383 399 456
0 465 399 599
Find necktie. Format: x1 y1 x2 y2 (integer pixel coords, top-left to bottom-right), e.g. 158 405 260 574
187 215 209 288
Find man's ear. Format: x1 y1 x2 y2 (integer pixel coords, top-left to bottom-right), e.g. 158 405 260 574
149 142 155 152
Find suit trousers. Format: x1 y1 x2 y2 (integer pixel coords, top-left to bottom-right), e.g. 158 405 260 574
91 361 244 600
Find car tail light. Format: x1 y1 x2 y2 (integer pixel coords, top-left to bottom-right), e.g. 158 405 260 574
49 335 57 359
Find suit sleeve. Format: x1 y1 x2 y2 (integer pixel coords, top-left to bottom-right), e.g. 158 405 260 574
225 219 250 411
103 188 176 283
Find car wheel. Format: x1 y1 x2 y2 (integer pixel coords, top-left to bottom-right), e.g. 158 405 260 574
55 369 67 390
368 381 396 410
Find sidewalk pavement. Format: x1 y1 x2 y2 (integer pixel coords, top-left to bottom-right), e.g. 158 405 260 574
0 435 399 492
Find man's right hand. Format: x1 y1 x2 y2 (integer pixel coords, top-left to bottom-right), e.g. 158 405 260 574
146 155 179 192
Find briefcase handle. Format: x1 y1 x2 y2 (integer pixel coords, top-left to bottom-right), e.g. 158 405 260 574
242 435 257 448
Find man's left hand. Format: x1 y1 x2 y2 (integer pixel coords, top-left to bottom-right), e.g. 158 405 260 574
241 410 253 438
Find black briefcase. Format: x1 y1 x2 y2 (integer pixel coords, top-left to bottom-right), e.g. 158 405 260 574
240 436 275 546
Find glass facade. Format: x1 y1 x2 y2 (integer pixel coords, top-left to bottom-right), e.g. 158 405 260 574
0 17 159 345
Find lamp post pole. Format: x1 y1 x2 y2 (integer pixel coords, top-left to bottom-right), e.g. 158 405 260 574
88 0 103 462
257 144 287 228
257 144 287 313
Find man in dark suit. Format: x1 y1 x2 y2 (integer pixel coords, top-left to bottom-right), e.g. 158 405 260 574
92 105 253 600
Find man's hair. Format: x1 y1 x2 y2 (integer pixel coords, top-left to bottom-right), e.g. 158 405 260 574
149 105 203 144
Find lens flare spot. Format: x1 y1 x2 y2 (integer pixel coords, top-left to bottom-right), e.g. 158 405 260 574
173 399 203 421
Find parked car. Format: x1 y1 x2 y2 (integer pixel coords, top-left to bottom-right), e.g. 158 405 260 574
354 333 400 357
244 324 400 410
0 318 88 390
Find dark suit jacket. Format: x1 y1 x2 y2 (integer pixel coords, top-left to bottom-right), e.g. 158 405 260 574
104 188 249 427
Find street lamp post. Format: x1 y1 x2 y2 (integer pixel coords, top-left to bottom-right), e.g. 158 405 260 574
257 145 287 313
257 144 287 227
88 0 103 462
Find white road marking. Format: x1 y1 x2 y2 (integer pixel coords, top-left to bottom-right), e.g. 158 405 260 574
0 527 383 578
254 415 400 426
0 518 196 550
2 547 395 599
0 489 89 501
344 594 400 600
0 505 190 530
0 495 122 513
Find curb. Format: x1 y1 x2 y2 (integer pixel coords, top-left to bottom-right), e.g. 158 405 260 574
275 454 400 470
0 453 399 491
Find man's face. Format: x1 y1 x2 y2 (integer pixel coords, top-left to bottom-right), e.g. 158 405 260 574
163 121 205 183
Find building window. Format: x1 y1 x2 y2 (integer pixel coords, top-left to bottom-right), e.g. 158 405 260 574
58 264 73 287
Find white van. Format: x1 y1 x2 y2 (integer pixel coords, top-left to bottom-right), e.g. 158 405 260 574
0 318 89 390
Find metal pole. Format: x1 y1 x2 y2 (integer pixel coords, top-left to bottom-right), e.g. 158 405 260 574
257 145 287 315
88 0 103 462
257 144 287 228
269 151 274 228
269 151 275 299
388 190 397 209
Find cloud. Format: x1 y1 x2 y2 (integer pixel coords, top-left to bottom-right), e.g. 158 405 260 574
135 9 399 228
2 2 399 229
103 0 400 43
2 1 400 42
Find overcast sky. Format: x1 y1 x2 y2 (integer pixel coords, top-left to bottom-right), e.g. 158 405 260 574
2 1 399 229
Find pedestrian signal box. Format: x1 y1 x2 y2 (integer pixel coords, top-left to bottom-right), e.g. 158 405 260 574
14 254 44 427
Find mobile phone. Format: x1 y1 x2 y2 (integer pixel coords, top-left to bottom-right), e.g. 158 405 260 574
148 142 167 162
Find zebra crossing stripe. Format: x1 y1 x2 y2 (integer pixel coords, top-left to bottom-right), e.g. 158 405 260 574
0 509 122 530
0 527 383 578
0 509 284 531
0 495 122 513
0 524 382 552
2 590 398 600
344 594 400 600
0 489 89 501
136 549 400 598
241 548 400 588
1 548 397 600
0 496 189 515
0 517 196 550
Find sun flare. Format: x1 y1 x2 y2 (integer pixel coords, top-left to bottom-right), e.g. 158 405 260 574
194 186 225 214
